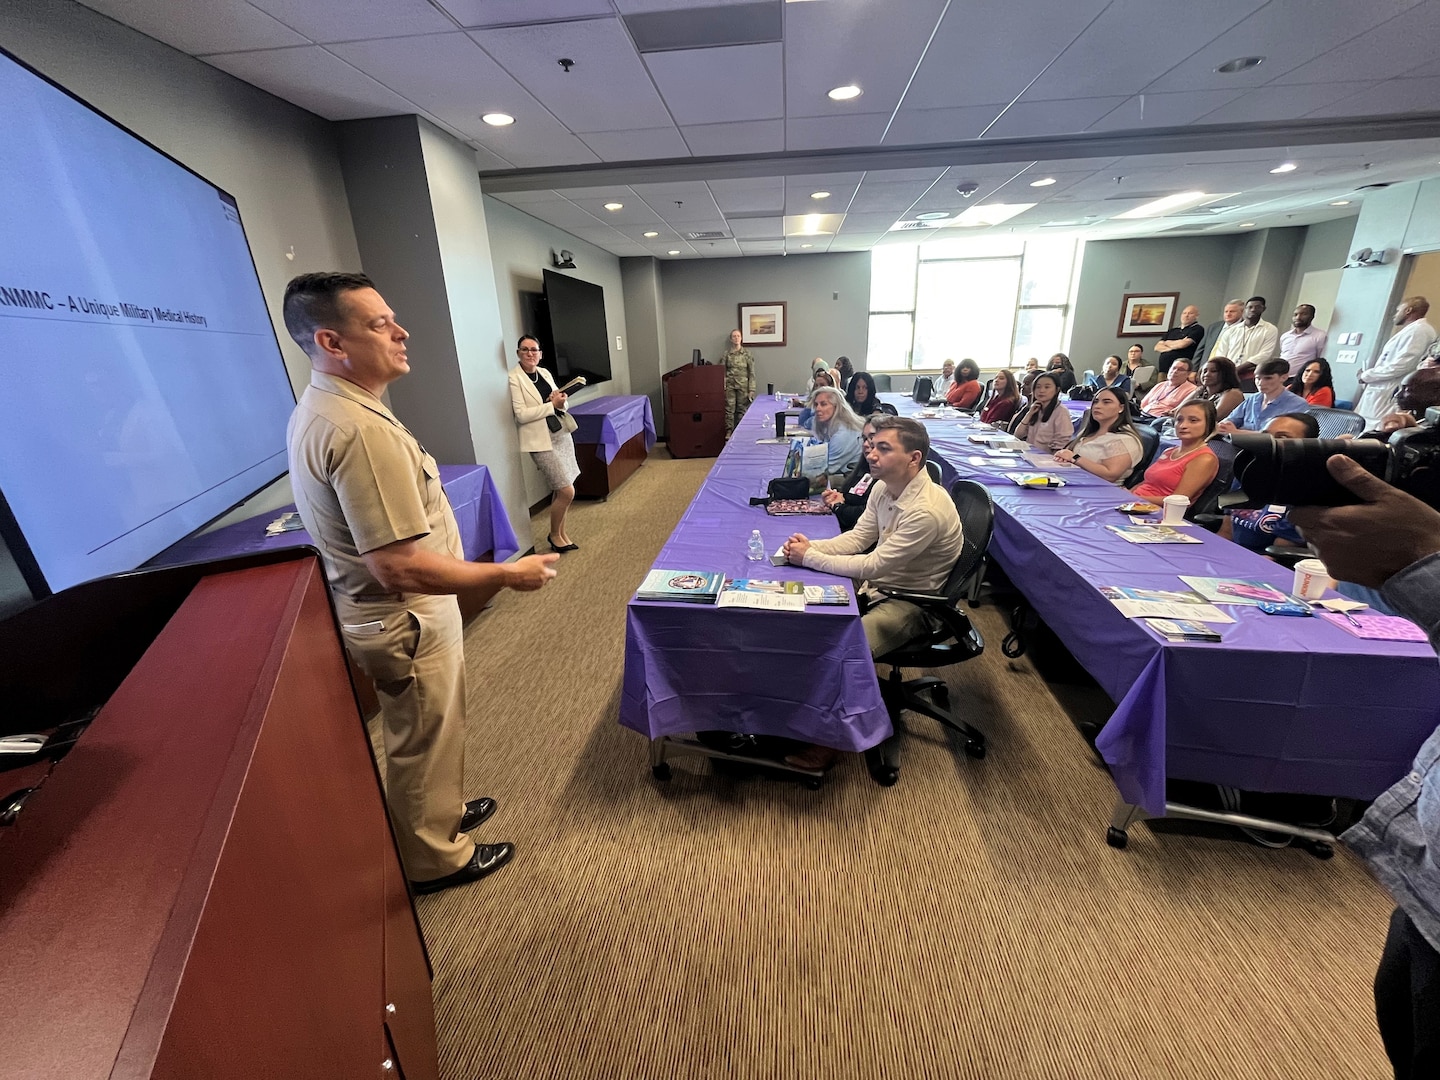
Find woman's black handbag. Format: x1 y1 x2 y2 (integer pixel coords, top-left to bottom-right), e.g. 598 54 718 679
1068 384 1095 401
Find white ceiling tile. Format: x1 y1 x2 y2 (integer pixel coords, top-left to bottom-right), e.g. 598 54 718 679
1307 77 1440 118
900 0 1108 110
839 211 906 230
1275 2 1440 84
435 0 613 27
786 112 890 151
882 106 1002 146
469 19 673 131
728 216 783 239
645 43 783 125
1088 90 1245 132
846 179 937 214
569 200 665 225
681 119 784 156
697 239 744 257
615 0 764 9
1403 56 1440 79
247 0 456 43
980 96 1128 139
1193 82 1379 125
553 185 638 198
202 46 415 120
522 200 610 228
567 225 627 242
578 126 691 160
707 177 784 213
471 143 514 169
79 0 307 54
738 240 786 253
784 0 948 118
329 33 531 115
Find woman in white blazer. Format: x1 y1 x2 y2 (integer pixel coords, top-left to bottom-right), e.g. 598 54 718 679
509 335 579 552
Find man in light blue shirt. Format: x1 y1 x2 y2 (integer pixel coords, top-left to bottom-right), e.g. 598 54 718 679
1215 358 1310 433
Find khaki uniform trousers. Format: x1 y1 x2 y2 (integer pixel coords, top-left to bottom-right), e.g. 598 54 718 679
341 592 470 882
861 595 935 659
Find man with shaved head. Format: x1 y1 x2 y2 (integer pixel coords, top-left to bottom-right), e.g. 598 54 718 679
1357 296 1437 425
1153 303 1204 375
1280 303 1328 378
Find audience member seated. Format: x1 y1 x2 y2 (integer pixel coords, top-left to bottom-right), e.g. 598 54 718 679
846 370 880 417
1086 354 1132 394
1140 357 1200 417
1370 366 1440 435
1216 359 1309 433
782 416 963 769
833 355 854 393
1024 357 1040 376
934 359 956 399
1219 413 1319 552
1235 359 1258 393
804 386 864 490
795 369 836 427
1052 388 1144 483
791 358 831 406
979 368 1022 426
1130 399 1219 503
820 419 877 531
1046 352 1077 392
1289 358 1335 407
1011 372 1073 451
1196 356 1246 422
945 358 984 410
1125 344 1147 383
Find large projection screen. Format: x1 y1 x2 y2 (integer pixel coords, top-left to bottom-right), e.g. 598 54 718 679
0 48 296 596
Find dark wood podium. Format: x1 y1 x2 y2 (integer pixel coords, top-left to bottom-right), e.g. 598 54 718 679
0 551 439 1080
662 362 726 458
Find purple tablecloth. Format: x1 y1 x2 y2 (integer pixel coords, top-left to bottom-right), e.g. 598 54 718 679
620 397 890 751
150 464 521 567
569 395 657 463
882 395 1440 815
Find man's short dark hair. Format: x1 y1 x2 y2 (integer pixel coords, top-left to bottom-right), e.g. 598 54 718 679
1247 296 1267 306
283 271 375 353
871 415 929 461
1297 304 1316 316
1266 412 1320 439
1257 359 1290 378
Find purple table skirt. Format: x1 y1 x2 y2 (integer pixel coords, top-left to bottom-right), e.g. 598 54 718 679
151 464 521 568
569 395 657 463
620 395 889 751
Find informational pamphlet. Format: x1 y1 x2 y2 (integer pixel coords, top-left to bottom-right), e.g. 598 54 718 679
717 579 806 612
1145 618 1224 642
1099 585 1234 624
636 569 724 603
803 584 851 606
1177 576 1289 606
1105 524 1202 544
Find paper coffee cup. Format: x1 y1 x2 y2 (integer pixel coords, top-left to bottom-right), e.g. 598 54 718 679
1161 495 1189 524
1293 558 1329 600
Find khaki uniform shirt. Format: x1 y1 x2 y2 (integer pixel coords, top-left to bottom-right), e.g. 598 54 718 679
287 371 461 620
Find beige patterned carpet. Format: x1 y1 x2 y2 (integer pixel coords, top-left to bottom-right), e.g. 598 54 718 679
410 447 1393 1080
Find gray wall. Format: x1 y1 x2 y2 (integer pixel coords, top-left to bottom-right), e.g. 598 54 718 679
0 0 363 615
1281 216 1357 318
1068 236 1239 373
659 253 871 394
620 256 667 425
483 196 630 506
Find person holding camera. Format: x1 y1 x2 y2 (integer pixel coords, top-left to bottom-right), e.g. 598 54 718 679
1291 460 1440 1080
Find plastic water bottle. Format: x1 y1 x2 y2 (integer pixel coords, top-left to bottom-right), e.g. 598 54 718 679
747 529 765 561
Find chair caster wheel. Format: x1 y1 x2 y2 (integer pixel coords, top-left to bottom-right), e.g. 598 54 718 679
1106 826 1128 849
1303 840 1334 860
870 767 899 787
801 776 824 791
964 740 986 759
651 763 671 782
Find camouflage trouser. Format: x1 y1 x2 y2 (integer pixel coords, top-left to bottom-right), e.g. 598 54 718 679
725 378 753 432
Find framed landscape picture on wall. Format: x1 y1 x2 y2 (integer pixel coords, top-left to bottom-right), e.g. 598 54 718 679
1117 292 1179 336
738 301 787 347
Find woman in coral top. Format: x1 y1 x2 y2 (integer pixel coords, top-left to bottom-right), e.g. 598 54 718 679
945 358 984 410
1290 358 1336 408
979 368 1021 426
1130 399 1219 503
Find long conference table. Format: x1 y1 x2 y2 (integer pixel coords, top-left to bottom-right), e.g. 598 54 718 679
620 393 1440 850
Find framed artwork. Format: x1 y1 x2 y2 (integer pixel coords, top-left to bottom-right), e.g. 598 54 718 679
1117 292 1179 337
738 301 787 347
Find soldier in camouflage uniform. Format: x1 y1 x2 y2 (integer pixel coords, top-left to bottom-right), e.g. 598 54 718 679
722 328 756 434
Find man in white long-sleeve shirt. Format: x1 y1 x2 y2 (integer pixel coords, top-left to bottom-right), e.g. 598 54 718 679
1211 295 1280 366
1357 296 1437 425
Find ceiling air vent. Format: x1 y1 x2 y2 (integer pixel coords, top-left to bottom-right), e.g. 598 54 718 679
891 221 936 232
685 230 729 240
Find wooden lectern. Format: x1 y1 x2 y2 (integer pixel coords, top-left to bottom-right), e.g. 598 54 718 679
0 550 439 1080
662 362 726 458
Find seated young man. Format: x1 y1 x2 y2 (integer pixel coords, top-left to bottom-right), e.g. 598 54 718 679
1216 358 1309 433
782 415 963 768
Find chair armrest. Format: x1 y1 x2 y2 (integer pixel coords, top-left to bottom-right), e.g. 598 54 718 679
1192 513 1224 533
874 586 948 608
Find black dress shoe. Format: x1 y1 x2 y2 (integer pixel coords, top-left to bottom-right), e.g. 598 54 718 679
547 534 580 553
459 796 496 832
410 842 514 895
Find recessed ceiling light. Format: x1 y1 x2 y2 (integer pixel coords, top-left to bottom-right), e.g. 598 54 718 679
667 249 680 255
481 112 515 126
1239 222 1256 227
643 230 659 237
810 191 831 200
603 202 624 211
1029 177 1057 187
1330 200 1351 207
914 211 950 220
1270 162 1297 174
1216 56 1264 74
828 84 862 101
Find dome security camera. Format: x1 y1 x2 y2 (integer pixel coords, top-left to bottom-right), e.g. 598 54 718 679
956 181 980 198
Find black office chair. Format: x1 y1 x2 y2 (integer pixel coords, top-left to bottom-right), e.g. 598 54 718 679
1307 406 1367 439
876 401 899 416
871 373 893 393
1187 437 1237 520
865 480 993 786
924 459 943 483
1122 425 1160 489
912 376 934 403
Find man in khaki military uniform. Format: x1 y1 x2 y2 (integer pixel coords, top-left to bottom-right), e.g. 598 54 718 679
283 272 558 895
722 328 756 434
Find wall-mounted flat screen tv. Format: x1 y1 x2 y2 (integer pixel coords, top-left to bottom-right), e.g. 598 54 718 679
542 268 611 387
0 48 296 596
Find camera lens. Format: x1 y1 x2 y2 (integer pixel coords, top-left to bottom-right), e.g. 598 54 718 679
1229 433 1391 507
